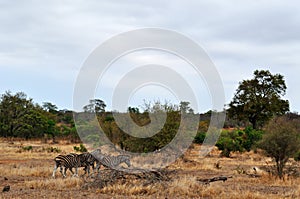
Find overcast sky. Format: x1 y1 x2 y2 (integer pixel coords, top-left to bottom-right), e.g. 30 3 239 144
1 0 300 112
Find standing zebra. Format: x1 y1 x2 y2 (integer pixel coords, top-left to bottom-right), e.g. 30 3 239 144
67 152 97 175
52 153 82 178
95 154 131 170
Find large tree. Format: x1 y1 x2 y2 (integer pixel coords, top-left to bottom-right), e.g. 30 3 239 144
228 70 289 129
0 91 49 138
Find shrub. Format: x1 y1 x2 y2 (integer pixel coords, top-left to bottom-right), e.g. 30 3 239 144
22 145 33 151
215 127 264 157
216 136 243 157
47 147 61 153
241 127 263 151
258 116 300 179
73 144 87 152
194 132 206 144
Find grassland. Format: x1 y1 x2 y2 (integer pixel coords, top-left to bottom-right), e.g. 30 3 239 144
0 138 300 199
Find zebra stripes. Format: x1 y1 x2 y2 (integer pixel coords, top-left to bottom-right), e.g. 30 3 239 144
68 152 97 175
52 149 131 178
52 153 82 178
96 154 131 170
52 152 98 178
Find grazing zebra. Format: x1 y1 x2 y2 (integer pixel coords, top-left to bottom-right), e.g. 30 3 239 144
95 154 131 170
52 153 82 178
53 150 102 178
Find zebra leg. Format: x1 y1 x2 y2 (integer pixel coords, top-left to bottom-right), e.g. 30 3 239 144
62 166 67 178
59 166 63 177
83 165 90 176
95 161 101 172
69 168 75 175
87 165 90 175
52 164 58 178
83 165 88 176
72 167 79 177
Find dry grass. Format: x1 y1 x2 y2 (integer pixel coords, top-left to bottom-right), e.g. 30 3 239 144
1 139 300 198
24 178 83 190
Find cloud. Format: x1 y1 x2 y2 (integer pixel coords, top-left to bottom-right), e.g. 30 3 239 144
0 0 299 111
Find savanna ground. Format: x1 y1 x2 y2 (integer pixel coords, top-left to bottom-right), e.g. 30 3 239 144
0 138 300 199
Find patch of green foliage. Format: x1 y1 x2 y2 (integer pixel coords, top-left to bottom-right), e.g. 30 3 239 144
22 145 33 151
216 127 263 157
73 144 87 152
46 146 61 153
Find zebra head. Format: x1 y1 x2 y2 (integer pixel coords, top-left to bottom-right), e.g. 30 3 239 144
121 155 131 167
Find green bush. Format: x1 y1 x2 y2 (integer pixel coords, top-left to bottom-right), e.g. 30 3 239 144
216 136 243 157
194 132 206 144
241 127 263 151
22 145 33 151
215 127 263 157
73 144 87 152
46 146 61 153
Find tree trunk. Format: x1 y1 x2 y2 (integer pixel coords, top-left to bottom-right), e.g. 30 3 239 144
276 160 284 179
249 116 257 129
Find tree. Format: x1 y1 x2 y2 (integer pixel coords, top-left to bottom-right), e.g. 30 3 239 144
258 116 300 179
0 91 34 137
128 106 140 114
42 102 58 114
228 70 289 129
180 101 191 113
83 99 106 114
0 91 53 139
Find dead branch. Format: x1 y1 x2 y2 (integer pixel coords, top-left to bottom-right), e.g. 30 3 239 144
196 176 232 185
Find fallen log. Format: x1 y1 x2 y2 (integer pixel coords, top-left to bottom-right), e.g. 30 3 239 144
197 176 232 184
83 167 175 189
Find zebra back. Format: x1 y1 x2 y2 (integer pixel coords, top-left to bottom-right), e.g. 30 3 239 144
100 155 131 169
54 153 82 168
78 152 97 167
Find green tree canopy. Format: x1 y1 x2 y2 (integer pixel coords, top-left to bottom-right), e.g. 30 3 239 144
0 91 49 138
42 102 58 114
83 99 106 114
228 70 289 129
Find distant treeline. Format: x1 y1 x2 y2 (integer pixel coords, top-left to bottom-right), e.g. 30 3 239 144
1 90 299 153
1 69 299 154
0 91 220 145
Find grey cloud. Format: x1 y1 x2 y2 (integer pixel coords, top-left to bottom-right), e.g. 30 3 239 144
0 0 300 110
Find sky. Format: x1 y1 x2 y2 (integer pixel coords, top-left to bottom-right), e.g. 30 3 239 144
1 0 300 112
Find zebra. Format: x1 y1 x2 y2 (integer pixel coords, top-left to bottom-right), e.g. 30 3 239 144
67 152 98 175
53 149 103 178
95 154 131 170
52 153 82 178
